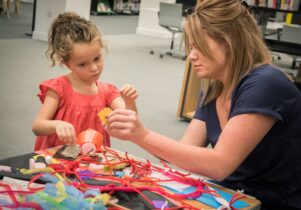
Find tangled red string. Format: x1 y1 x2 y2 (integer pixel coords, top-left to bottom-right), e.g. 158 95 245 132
0 146 245 209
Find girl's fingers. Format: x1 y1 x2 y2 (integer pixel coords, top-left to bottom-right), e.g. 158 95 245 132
65 127 72 144
70 126 77 144
120 85 136 96
56 124 76 144
66 126 76 144
120 84 129 93
130 92 139 99
125 88 137 97
57 127 67 143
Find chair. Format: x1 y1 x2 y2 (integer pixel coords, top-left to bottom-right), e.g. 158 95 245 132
0 0 20 18
150 2 186 60
280 24 301 69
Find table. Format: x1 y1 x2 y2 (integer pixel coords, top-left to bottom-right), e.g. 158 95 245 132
0 147 261 209
264 38 301 56
266 21 284 31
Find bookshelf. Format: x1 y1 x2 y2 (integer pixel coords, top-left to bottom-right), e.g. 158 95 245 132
250 5 301 16
246 0 301 11
247 0 301 25
90 0 140 15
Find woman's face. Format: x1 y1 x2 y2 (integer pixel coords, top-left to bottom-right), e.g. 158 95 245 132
188 34 228 83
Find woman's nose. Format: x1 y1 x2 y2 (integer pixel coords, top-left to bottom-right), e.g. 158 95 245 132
188 50 197 60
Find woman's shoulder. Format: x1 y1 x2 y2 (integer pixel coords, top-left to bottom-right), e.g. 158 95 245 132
233 64 300 101
239 64 293 89
249 64 285 78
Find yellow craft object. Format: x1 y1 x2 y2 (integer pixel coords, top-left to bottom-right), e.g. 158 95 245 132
92 193 111 204
98 107 112 125
20 167 55 175
54 181 67 202
55 173 66 182
32 154 45 161
33 154 59 164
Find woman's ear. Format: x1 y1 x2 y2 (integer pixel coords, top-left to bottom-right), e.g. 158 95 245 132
224 42 230 55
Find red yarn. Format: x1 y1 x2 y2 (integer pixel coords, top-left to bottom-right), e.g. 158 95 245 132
0 146 246 209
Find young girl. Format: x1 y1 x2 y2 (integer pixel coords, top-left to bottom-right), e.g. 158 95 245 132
32 12 138 151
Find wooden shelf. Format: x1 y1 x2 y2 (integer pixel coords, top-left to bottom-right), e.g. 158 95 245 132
250 5 301 15
177 60 208 120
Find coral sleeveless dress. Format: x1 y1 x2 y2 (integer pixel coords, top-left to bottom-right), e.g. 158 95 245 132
34 76 120 151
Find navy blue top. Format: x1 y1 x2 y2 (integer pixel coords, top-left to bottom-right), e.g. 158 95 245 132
194 65 301 209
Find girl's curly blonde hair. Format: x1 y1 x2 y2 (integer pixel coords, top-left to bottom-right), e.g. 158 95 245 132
47 12 105 67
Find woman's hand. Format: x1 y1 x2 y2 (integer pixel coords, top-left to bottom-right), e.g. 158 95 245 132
54 120 77 145
120 84 138 110
107 109 148 142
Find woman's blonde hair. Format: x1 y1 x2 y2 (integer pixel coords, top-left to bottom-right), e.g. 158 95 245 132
47 12 105 66
184 0 272 104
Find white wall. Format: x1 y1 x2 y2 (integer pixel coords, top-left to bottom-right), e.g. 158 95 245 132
136 0 176 38
32 0 91 41
65 0 90 19
32 0 180 40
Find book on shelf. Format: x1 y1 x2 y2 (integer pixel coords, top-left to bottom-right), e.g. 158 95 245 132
247 0 300 10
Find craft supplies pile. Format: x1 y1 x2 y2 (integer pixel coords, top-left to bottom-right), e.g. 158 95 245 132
0 106 251 209
0 109 252 210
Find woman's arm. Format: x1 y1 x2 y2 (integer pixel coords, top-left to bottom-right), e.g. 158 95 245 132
107 109 276 181
32 89 76 144
180 119 208 147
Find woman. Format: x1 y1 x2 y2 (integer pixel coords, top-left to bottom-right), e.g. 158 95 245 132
107 0 301 209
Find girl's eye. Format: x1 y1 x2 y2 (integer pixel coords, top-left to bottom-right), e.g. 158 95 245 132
95 55 101 62
78 63 86 67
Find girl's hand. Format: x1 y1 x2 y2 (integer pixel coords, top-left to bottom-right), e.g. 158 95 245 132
120 84 138 109
55 121 77 145
107 109 148 142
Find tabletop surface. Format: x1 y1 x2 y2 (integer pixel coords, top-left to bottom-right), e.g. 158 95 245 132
0 147 261 210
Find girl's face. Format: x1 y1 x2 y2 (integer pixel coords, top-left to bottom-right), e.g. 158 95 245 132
188 34 228 83
65 39 104 84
